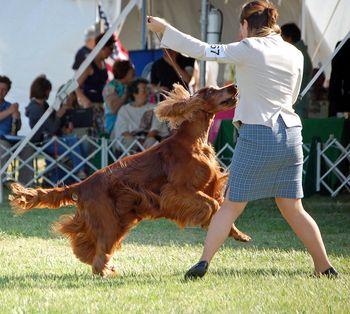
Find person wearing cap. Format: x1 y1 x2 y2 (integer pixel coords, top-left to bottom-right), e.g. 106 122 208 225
72 25 97 71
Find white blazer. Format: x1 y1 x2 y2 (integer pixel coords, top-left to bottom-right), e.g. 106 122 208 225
161 25 304 128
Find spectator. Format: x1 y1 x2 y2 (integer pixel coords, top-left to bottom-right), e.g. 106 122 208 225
102 59 135 135
59 91 95 175
76 33 115 135
309 68 329 118
111 78 169 152
281 23 312 118
25 75 87 181
151 48 194 99
0 75 33 185
328 38 350 117
72 25 97 71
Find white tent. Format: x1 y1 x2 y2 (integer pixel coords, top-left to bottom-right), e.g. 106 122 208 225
0 0 349 135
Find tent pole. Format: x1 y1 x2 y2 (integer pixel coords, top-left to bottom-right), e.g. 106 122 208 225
301 0 306 40
96 0 100 23
141 0 147 49
200 0 208 88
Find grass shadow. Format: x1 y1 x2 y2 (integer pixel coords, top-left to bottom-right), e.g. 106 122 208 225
3 264 341 290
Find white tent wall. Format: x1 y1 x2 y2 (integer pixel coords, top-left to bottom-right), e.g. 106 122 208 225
1 0 349 136
304 0 350 74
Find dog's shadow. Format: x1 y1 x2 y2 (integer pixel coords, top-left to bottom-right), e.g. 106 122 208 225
0 271 177 289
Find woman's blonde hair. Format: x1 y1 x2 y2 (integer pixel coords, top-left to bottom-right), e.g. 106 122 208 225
240 0 280 37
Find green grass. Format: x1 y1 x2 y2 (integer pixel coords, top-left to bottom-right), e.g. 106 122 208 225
0 190 349 313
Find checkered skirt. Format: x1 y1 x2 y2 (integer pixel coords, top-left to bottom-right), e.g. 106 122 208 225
227 115 304 201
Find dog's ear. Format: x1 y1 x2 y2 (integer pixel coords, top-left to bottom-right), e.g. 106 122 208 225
155 84 201 129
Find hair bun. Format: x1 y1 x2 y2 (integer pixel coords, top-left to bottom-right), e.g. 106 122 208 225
265 7 276 26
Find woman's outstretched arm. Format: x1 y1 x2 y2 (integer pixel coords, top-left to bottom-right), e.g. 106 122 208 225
147 16 245 64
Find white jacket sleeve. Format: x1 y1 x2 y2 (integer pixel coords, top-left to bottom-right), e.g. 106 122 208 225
161 24 247 64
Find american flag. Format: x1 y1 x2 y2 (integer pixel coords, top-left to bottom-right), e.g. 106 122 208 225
98 2 129 79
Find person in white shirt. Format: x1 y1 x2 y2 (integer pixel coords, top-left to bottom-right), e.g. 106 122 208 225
111 78 169 153
147 0 337 279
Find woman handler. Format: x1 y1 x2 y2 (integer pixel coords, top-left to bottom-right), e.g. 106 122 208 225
147 0 337 279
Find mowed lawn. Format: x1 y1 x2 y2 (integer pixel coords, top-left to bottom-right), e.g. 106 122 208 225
0 189 349 313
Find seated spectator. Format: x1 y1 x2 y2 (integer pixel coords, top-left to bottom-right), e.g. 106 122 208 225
0 75 33 185
111 78 169 152
102 59 135 135
151 48 194 100
309 68 329 118
75 33 115 136
25 75 87 181
60 91 93 135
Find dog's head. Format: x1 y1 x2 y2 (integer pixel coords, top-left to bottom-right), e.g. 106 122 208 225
155 83 238 129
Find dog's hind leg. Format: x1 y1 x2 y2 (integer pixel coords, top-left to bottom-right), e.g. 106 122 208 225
54 213 97 265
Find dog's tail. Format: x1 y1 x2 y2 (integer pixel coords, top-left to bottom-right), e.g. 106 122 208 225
9 183 79 215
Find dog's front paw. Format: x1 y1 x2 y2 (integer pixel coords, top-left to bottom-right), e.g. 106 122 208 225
212 199 220 212
233 232 251 242
229 224 251 242
93 264 118 277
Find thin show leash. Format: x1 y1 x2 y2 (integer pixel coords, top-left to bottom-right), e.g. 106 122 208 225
148 17 189 92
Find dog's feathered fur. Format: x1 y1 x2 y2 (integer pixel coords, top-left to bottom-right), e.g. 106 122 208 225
10 83 250 277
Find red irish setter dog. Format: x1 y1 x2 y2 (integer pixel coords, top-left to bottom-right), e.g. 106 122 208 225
10 83 250 277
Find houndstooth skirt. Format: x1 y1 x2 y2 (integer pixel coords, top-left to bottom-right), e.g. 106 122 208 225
227 115 304 202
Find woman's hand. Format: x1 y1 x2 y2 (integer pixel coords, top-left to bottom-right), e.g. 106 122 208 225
147 16 168 33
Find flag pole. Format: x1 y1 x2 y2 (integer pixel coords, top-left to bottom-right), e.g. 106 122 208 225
0 0 139 185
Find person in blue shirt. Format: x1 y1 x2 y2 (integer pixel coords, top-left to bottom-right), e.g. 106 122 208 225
0 75 33 185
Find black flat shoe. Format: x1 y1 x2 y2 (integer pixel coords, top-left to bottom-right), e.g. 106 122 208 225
184 261 209 280
320 267 338 278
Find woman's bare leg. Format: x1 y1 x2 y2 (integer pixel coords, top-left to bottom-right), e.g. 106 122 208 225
275 197 332 273
200 198 248 263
